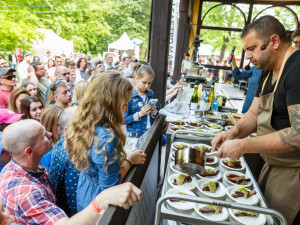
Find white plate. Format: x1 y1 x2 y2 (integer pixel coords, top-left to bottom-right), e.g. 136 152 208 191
185 121 203 128
224 171 252 188
226 186 259 205
169 126 187 132
224 125 233 131
205 123 223 130
229 209 266 225
191 128 210 133
166 188 196 211
171 142 190 151
194 204 229 222
205 156 218 166
170 151 175 161
197 178 226 198
196 166 222 181
191 143 215 155
221 158 246 171
170 162 188 175
168 173 197 190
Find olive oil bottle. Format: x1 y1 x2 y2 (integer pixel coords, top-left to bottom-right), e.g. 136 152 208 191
208 82 215 108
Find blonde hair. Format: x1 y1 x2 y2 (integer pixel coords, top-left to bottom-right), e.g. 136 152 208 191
65 71 133 172
46 80 69 106
72 80 89 105
40 105 63 145
8 87 30 113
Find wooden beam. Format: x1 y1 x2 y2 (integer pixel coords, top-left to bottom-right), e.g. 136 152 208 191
149 0 173 108
173 0 191 84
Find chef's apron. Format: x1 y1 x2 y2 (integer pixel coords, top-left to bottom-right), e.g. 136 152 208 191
257 46 300 225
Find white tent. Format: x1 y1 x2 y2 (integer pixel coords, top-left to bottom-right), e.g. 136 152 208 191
108 32 135 51
31 29 74 58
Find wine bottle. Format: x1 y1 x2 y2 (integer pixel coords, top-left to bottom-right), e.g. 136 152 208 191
190 82 199 110
208 82 215 108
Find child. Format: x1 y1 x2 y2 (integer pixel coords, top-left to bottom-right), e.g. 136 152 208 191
124 65 159 136
65 71 146 211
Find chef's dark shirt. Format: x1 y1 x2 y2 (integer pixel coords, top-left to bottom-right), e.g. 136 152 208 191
255 50 300 131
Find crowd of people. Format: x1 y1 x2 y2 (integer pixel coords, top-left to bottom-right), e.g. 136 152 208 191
0 49 179 224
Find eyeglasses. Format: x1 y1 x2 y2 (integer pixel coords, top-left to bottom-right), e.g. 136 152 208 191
63 72 70 76
293 41 300 46
96 64 105 68
1 75 16 80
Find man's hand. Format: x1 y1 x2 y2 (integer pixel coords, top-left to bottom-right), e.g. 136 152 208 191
211 131 234 151
96 182 142 210
127 150 146 165
138 105 152 118
216 139 246 159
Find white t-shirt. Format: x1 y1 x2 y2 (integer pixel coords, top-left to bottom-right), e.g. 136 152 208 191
141 95 151 129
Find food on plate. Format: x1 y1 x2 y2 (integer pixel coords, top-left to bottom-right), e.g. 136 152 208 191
210 124 219 129
199 205 222 214
170 126 187 131
186 121 202 127
199 168 219 177
172 174 192 186
227 174 250 185
195 128 204 132
234 211 258 217
170 191 187 202
202 181 219 193
206 157 215 163
170 120 185 125
173 143 188 150
223 158 242 168
232 188 256 199
193 145 213 153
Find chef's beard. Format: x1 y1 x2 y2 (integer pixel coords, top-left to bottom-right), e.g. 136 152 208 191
254 49 272 70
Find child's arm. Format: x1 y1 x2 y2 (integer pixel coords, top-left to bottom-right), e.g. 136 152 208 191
120 150 147 181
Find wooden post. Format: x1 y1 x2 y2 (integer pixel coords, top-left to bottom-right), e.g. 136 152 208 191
149 0 173 108
173 0 190 84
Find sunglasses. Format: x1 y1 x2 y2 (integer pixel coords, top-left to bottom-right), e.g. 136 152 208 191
293 41 300 46
63 72 70 76
1 75 16 80
96 64 105 68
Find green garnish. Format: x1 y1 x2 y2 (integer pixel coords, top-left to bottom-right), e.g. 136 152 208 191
206 181 217 193
211 124 218 129
177 192 186 195
236 188 249 199
196 129 203 132
206 168 214 174
176 174 186 186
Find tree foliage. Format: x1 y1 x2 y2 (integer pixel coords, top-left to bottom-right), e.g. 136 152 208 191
0 0 151 55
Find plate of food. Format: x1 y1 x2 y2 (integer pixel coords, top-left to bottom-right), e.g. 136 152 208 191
168 173 197 190
191 128 210 134
197 178 226 198
191 144 215 155
172 142 190 151
226 186 259 205
185 121 203 128
224 125 233 131
194 204 229 222
166 188 196 211
170 162 188 175
205 156 218 166
170 151 175 160
228 209 266 225
221 158 245 171
169 120 186 126
170 125 187 132
196 166 221 181
204 123 223 131
224 171 252 188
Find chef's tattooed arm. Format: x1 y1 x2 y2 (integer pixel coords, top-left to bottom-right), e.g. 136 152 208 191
279 104 300 151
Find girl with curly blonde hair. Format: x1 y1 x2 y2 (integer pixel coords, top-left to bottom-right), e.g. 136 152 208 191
65 71 146 211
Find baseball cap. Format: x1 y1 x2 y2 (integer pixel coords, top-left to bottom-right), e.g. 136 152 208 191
0 68 16 77
23 52 32 57
130 58 138 63
0 109 23 124
183 53 190 57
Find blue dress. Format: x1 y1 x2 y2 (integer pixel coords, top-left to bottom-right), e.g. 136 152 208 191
49 135 80 217
76 125 121 212
232 66 262 113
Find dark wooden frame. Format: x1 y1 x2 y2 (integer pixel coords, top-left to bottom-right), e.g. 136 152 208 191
97 115 166 225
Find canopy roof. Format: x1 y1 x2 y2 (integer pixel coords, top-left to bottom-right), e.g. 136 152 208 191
108 32 135 51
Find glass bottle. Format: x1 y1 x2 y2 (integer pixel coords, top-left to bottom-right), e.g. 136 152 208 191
208 82 215 108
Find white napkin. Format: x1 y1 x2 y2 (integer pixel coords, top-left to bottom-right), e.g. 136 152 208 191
159 99 190 120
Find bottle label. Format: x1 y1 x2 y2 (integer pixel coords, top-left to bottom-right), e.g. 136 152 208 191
190 103 198 110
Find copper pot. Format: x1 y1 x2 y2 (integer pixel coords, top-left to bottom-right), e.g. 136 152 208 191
175 147 206 175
